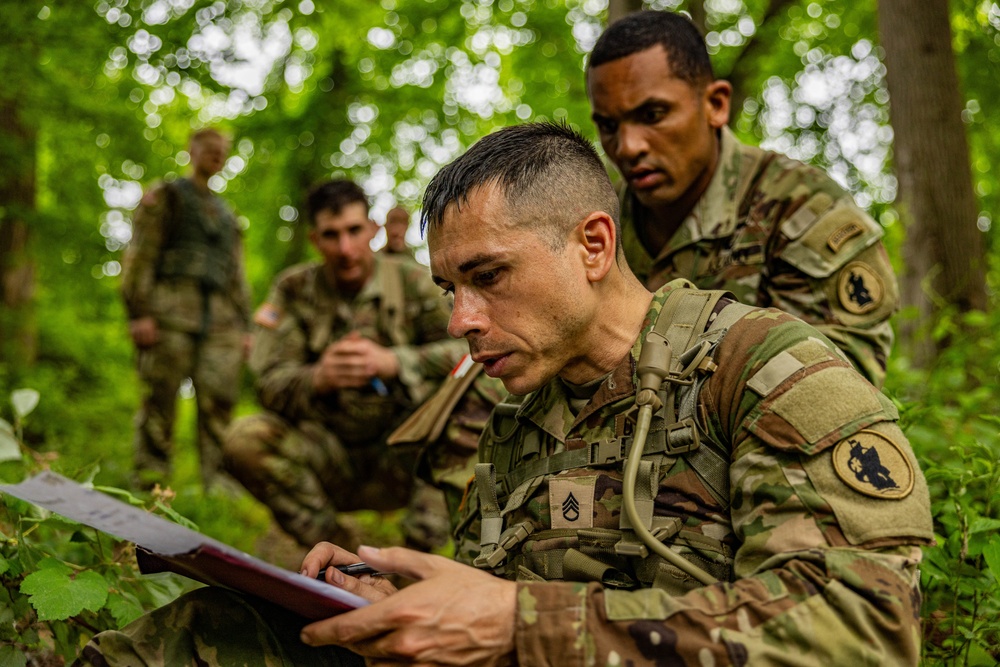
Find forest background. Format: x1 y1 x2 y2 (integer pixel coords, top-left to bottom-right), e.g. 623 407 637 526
0 0 998 664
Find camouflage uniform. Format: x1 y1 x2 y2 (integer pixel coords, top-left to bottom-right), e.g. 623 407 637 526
121 177 251 489
79 282 932 666
222 254 467 549
621 127 899 387
453 280 931 664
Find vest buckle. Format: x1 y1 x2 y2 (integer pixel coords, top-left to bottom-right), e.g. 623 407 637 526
664 418 700 454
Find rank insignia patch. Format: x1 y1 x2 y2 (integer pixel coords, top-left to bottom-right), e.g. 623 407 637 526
549 477 596 529
838 262 884 315
832 429 914 499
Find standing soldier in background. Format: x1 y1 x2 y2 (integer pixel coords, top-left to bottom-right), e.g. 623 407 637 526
223 179 466 551
587 11 899 387
120 127 251 491
381 205 413 257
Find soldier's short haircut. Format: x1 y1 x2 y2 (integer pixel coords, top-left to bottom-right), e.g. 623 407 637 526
420 122 619 249
305 179 370 226
588 11 714 86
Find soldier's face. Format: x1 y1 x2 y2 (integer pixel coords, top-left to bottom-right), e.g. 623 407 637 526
384 214 409 252
310 202 377 292
587 45 731 212
189 135 230 178
429 185 594 396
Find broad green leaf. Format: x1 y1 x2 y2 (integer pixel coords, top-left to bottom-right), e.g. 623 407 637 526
983 537 1000 584
969 517 1000 534
20 558 108 621
0 645 28 667
107 591 145 627
0 556 9 576
9 389 39 419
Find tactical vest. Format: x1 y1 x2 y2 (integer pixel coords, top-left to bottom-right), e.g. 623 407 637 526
460 288 755 595
156 178 238 294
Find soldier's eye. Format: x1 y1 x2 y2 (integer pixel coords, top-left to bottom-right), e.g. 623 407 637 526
474 269 501 287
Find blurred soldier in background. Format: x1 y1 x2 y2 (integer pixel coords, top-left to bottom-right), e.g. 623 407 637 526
381 206 413 257
223 179 466 550
121 127 251 491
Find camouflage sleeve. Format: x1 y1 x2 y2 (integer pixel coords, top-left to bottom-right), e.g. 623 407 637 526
513 313 931 666
391 264 468 392
229 226 252 329
767 193 899 388
248 277 318 422
120 184 169 320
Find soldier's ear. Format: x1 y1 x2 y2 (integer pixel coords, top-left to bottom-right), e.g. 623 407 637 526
575 212 616 284
704 79 732 129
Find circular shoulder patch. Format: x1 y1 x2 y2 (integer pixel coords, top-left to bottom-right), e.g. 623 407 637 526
838 262 884 315
832 429 914 499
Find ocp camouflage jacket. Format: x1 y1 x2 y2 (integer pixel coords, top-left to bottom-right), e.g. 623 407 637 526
454 282 931 666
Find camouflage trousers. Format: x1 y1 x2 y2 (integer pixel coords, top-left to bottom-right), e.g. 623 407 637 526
132 327 243 490
223 413 451 551
75 586 363 667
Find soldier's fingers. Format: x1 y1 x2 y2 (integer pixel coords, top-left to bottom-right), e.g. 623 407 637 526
300 541 358 578
356 546 448 583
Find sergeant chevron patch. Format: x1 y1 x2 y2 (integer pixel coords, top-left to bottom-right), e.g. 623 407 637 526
832 429 914 499
549 476 596 529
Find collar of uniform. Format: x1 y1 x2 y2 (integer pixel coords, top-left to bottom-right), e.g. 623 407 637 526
315 253 384 305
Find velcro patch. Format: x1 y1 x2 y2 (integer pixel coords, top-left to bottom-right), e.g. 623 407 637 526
832 429 913 499
838 262 885 315
549 476 596 530
253 303 283 329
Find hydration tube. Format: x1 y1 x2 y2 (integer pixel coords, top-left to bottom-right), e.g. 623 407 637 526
621 331 719 587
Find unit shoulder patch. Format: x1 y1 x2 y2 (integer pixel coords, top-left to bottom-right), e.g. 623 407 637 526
253 302 283 329
837 261 884 315
832 429 914 499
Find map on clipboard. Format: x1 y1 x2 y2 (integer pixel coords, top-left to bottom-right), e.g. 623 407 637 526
0 472 367 620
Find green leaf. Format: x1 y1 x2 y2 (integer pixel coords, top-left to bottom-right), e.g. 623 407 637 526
0 555 9 576
0 419 18 463
0 645 28 667
969 517 1000 534
9 389 39 419
20 558 108 621
983 537 1000 584
107 591 144 627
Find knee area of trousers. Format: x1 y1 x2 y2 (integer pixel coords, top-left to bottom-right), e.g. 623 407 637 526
221 416 275 466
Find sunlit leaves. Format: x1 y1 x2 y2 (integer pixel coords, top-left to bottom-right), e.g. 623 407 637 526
19 559 109 621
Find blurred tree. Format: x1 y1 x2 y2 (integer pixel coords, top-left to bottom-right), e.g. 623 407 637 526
879 0 988 364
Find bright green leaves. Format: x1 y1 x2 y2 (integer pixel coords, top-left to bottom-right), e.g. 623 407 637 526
19 558 108 621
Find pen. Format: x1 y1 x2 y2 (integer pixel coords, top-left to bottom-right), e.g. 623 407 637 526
316 562 389 579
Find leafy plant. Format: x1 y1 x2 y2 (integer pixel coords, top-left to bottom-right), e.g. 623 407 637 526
0 389 193 665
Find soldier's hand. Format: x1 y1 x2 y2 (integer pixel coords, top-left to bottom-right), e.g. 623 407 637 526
312 332 400 393
300 541 397 602
129 317 159 349
301 545 517 666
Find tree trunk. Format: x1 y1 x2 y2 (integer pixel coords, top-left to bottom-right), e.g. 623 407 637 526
608 0 644 25
0 97 38 366
878 0 986 365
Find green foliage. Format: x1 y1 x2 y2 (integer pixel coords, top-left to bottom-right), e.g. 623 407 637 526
0 390 194 662
887 298 1000 665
